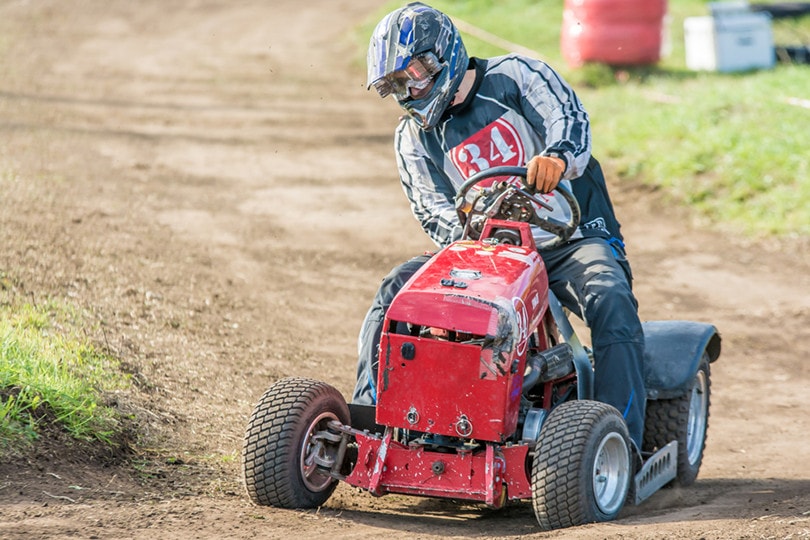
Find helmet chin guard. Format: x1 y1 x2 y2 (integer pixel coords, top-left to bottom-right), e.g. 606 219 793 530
367 2 469 130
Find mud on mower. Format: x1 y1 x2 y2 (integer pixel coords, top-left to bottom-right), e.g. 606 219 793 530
242 166 721 530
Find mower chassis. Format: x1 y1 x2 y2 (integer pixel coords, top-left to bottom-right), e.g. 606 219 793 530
330 422 531 507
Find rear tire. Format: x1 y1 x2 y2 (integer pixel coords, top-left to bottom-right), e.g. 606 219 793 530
242 377 350 508
531 400 632 530
643 354 711 486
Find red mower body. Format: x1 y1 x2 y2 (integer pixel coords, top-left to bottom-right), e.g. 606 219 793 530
376 221 549 442
344 221 550 504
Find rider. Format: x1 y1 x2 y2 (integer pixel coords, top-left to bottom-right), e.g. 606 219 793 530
352 2 647 450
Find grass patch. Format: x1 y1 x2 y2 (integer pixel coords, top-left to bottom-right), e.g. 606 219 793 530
358 0 810 238
589 66 810 235
0 292 128 456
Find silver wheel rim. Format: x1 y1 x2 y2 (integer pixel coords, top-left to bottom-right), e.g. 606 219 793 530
592 432 630 515
299 411 339 492
686 370 708 465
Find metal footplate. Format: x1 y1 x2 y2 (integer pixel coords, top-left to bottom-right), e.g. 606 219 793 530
634 441 678 505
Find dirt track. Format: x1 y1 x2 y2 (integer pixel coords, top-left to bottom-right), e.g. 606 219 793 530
1 1 809 538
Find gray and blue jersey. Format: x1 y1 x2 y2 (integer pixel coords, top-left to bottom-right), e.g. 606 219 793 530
393 55 623 250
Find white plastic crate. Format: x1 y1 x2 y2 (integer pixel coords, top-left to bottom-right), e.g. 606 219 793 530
684 4 774 72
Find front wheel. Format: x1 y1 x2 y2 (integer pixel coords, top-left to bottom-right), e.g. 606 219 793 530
643 354 711 486
242 377 350 508
531 400 632 530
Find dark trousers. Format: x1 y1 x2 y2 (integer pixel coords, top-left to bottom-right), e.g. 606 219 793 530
351 237 646 448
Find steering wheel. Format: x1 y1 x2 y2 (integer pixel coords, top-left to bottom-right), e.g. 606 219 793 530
454 166 581 250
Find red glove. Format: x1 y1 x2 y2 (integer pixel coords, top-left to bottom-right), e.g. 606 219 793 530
526 155 566 194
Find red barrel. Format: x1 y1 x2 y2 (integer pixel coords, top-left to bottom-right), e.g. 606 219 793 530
561 0 668 67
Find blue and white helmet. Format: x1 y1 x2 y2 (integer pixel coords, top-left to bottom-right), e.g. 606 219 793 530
367 2 469 130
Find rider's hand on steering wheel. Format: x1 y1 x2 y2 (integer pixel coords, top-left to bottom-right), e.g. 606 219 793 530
526 155 566 194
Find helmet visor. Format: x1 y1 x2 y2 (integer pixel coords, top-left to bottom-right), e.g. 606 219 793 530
372 52 442 100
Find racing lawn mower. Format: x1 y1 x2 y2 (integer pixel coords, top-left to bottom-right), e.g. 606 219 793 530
242 166 721 530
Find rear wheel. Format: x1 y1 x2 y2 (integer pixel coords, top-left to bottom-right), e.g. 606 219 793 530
643 354 711 486
242 377 349 508
531 400 632 530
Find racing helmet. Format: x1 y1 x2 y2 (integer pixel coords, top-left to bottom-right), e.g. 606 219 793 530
367 2 469 130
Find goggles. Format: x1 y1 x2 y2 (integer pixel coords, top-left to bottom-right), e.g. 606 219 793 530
372 52 442 100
